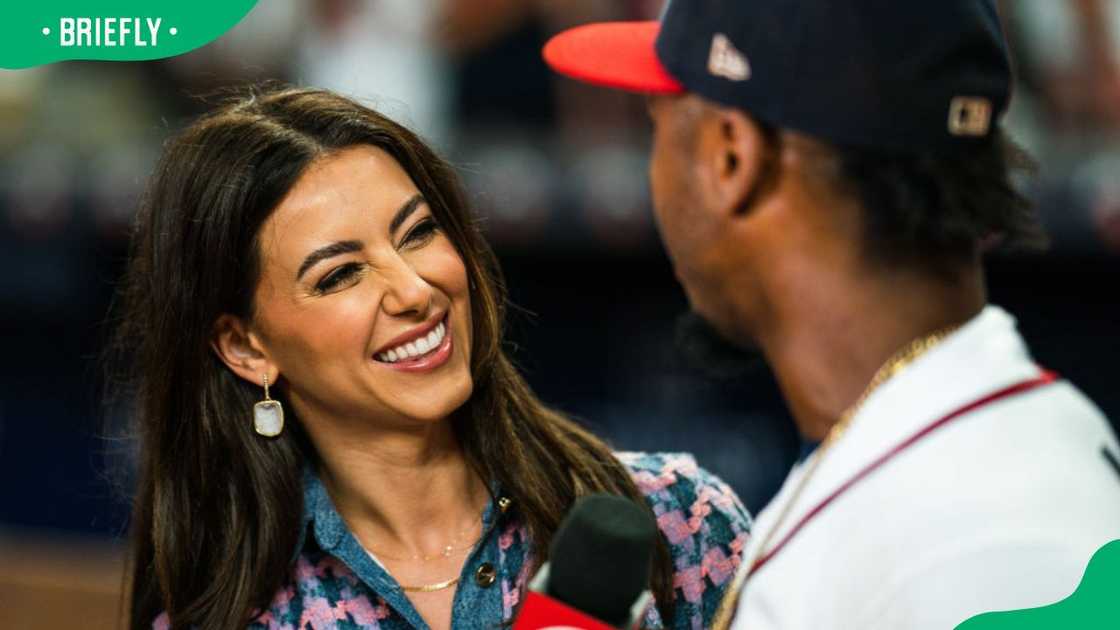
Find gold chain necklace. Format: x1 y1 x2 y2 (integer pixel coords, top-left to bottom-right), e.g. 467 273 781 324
711 324 961 630
400 575 460 593
363 516 484 563
365 496 513 594
361 521 481 594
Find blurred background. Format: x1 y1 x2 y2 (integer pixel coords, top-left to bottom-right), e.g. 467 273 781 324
1 0 1118 627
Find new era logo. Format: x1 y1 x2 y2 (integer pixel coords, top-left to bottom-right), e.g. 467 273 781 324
707 33 750 82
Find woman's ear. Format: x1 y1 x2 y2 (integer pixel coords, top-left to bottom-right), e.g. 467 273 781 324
211 314 278 389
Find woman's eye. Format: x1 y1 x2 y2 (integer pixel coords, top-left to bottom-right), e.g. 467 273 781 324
315 262 362 293
401 218 440 248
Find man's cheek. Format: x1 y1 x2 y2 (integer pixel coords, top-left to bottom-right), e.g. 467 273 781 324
653 210 690 268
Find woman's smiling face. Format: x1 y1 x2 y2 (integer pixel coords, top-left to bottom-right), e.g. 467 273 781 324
248 145 474 428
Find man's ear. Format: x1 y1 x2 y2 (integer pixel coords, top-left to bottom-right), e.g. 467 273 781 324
211 314 278 389
696 104 775 218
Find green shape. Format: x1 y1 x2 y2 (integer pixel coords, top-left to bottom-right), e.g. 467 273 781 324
1 0 259 70
956 540 1120 630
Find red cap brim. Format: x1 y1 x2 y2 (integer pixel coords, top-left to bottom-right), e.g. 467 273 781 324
543 21 685 94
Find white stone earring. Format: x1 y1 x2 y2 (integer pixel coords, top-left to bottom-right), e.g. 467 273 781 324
253 373 284 437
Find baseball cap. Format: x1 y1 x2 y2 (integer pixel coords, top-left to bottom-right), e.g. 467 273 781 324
543 1 1013 152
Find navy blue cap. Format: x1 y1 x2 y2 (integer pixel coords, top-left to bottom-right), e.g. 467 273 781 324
544 0 1013 152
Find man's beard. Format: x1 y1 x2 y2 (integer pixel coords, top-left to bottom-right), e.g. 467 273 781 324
674 310 768 383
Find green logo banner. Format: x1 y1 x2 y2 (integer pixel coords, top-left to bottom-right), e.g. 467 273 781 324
1 0 260 70
956 540 1120 629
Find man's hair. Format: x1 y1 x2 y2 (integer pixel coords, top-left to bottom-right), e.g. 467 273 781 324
831 129 1048 277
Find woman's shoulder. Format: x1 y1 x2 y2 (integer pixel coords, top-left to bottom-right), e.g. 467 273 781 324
151 550 394 630
616 451 751 529
616 451 752 628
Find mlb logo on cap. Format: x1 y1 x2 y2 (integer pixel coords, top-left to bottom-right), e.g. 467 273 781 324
544 0 1013 153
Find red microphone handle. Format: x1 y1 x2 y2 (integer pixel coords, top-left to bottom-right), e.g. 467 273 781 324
513 591 618 630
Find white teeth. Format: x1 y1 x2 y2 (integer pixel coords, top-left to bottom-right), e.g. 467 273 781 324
377 319 448 363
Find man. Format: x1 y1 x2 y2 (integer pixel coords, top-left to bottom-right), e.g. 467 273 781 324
543 1 1120 628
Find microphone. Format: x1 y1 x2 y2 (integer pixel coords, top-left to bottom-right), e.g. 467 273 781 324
514 494 657 630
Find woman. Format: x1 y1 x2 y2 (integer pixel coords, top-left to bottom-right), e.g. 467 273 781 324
106 86 749 630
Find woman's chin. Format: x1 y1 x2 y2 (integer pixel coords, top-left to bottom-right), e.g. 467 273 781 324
384 377 474 426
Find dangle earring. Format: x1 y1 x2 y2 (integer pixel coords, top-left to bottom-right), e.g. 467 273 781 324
253 373 284 437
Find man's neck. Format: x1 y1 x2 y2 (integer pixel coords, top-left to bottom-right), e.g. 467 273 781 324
759 266 986 442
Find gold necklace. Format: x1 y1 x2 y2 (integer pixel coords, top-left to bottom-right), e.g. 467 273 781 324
711 324 961 630
365 496 514 594
360 543 469 593
363 516 484 563
363 534 477 594
400 575 460 593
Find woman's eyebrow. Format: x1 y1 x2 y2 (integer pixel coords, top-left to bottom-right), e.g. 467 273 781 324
294 195 426 281
296 240 363 281
388 194 427 235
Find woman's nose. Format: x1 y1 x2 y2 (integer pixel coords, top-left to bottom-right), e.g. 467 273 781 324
381 262 433 318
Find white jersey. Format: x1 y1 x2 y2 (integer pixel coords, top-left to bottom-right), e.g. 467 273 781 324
732 306 1120 630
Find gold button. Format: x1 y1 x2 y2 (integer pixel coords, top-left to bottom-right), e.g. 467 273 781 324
475 562 497 588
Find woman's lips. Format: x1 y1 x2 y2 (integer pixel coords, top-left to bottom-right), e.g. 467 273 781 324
373 314 445 356
373 316 453 373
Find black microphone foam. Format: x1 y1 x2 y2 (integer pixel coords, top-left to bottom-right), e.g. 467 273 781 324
547 494 657 627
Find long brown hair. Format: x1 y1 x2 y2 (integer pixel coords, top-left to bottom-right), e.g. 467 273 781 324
105 85 674 629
